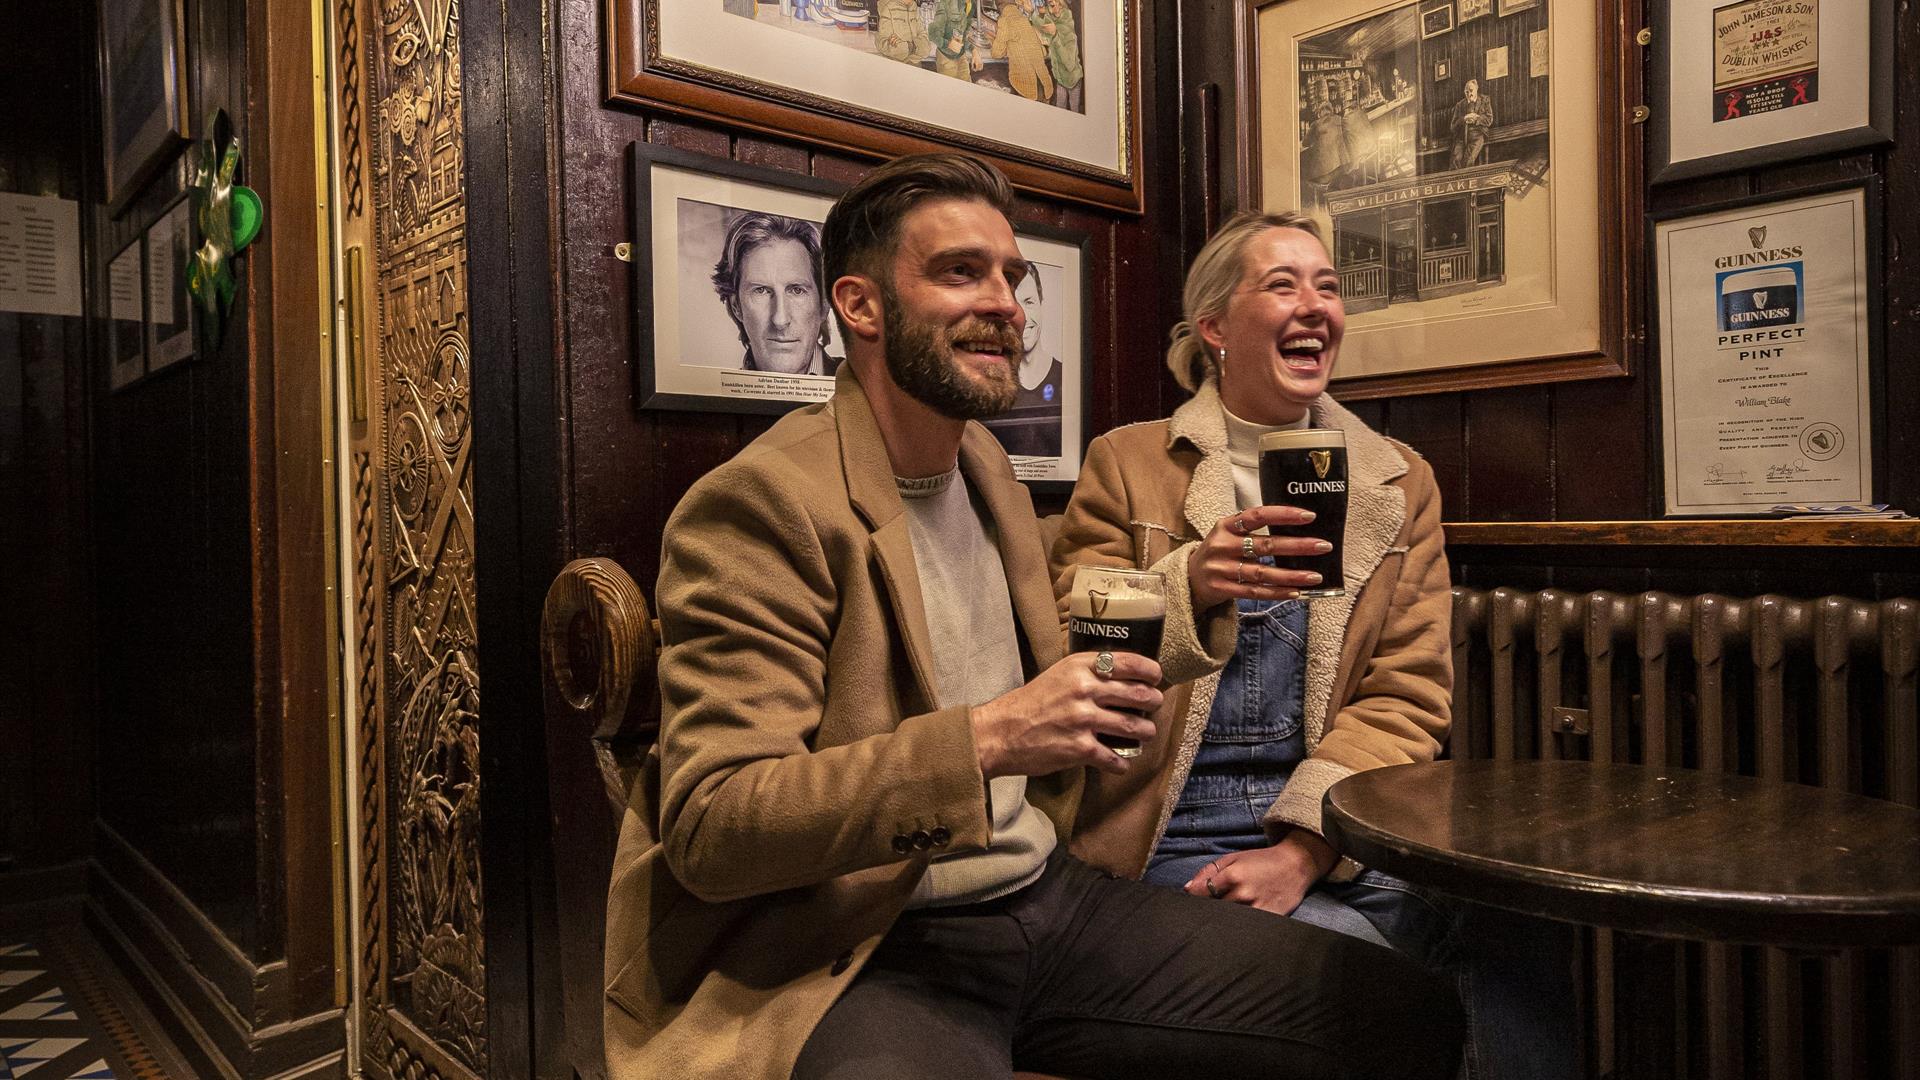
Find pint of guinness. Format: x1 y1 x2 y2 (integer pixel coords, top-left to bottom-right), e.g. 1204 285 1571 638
1258 428 1348 599
1066 566 1166 758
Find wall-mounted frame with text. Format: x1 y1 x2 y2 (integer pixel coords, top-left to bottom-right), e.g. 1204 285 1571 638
1647 0 1892 184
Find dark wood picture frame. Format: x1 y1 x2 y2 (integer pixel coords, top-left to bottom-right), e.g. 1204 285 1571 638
1646 177 1885 516
628 140 1095 489
106 236 148 391
1647 0 1893 184
1237 0 1642 400
608 0 1145 213
98 0 191 214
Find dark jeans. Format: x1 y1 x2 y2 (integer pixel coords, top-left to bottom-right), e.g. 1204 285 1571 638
792 851 1463 1080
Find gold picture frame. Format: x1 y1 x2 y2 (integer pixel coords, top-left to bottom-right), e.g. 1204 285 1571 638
1242 0 1638 398
609 0 1143 212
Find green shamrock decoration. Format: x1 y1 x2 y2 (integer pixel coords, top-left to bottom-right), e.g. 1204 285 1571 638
185 110 262 349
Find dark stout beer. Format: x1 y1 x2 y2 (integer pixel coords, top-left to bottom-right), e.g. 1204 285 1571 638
1066 566 1166 758
1258 428 1348 599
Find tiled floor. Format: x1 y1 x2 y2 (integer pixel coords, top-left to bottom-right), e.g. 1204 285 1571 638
0 933 179 1080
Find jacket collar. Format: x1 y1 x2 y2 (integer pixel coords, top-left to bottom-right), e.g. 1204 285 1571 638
831 364 1066 706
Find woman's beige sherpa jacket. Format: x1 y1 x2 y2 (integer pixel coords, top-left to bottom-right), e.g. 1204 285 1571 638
1049 378 1454 881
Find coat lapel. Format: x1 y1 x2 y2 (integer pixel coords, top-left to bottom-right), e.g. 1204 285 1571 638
960 424 1065 673
834 368 945 711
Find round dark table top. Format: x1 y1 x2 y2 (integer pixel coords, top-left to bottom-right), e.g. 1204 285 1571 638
1322 759 1920 948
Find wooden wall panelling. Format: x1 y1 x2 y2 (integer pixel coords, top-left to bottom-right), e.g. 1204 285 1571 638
247 0 338 1013
1462 385 1553 519
1382 393 1466 516
466 0 570 1072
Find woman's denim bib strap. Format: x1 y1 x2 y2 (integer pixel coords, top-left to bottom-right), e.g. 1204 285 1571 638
1151 579 1308 870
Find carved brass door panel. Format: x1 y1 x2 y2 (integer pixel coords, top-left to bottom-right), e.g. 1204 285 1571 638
333 0 487 1075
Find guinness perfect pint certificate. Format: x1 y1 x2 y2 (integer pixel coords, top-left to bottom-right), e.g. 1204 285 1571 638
1655 187 1873 515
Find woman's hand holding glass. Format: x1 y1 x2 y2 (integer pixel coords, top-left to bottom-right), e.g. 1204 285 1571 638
1187 506 1335 610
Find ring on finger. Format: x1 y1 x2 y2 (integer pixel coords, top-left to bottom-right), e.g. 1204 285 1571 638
1241 535 1257 561
1234 562 1245 585
1093 651 1116 678
1205 876 1222 899
1233 513 1247 535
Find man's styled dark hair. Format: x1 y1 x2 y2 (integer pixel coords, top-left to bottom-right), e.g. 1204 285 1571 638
820 153 1017 335
711 212 829 348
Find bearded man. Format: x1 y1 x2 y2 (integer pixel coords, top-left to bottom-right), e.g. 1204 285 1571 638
603 153 1463 1080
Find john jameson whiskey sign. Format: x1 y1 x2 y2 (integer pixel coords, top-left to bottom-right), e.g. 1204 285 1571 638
1713 0 1820 122
1656 188 1872 515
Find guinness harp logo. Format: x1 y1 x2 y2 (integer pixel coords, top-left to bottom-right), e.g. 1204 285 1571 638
1748 226 1768 248
1753 290 1768 308
1310 450 1333 479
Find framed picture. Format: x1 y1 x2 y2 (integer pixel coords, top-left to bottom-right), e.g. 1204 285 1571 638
1498 0 1539 14
1245 0 1637 398
98 0 190 213
610 0 1142 213
1458 0 1492 23
106 238 146 391
1651 181 1879 516
1647 0 1892 184
628 141 1091 485
145 198 194 369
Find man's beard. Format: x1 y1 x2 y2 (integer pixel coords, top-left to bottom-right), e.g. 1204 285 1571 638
881 287 1022 420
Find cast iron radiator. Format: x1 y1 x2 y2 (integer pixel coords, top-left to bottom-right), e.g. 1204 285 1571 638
1448 587 1919 1080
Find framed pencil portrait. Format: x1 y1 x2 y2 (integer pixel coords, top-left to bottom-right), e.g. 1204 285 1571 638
609 0 1143 213
628 142 1092 487
1242 0 1639 399
98 0 191 213
1647 0 1893 184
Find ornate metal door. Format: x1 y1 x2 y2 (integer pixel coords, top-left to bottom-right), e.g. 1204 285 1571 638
332 0 487 1075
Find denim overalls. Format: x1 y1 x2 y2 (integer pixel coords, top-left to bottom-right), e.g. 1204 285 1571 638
1145 585 1310 888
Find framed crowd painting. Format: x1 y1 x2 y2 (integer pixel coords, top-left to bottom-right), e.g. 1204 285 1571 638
1646 0 1892 183
628 141 1092 486
98 0 190 213
610 0 1143 212
1242 0 1638 397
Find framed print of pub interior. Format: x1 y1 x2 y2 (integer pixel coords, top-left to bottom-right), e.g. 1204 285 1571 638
1 0 1916 1077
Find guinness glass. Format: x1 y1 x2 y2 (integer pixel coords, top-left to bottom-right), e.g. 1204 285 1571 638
1258 428 1348 599
1066 566 1165 758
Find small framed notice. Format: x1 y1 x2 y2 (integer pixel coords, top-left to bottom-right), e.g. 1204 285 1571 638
1652 182 1878 515
1648 0 1892 182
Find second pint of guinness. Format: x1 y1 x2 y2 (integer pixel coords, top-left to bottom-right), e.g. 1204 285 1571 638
1066 566 1166 758
1258 428 1348 599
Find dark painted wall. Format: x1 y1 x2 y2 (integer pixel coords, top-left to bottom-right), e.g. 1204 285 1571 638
0 0 96 875
85 0 264 955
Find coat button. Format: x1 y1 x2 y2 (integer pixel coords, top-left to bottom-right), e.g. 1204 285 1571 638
891 834 912 854
910 829 932 850
830 951 853 976
929 826 951 847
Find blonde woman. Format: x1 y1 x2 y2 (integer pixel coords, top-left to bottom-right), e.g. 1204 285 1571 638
1051 210 1573 1080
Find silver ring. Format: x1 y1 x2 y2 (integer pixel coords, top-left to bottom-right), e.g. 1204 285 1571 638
1205 876 1221 899
1233 513 1247 535
1234 563 1244 585
1093 651 1116 677
1241 535 1257 561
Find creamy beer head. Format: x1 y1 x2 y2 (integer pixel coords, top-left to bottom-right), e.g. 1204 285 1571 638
1257 428 1347 454
1068 566 1167 620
